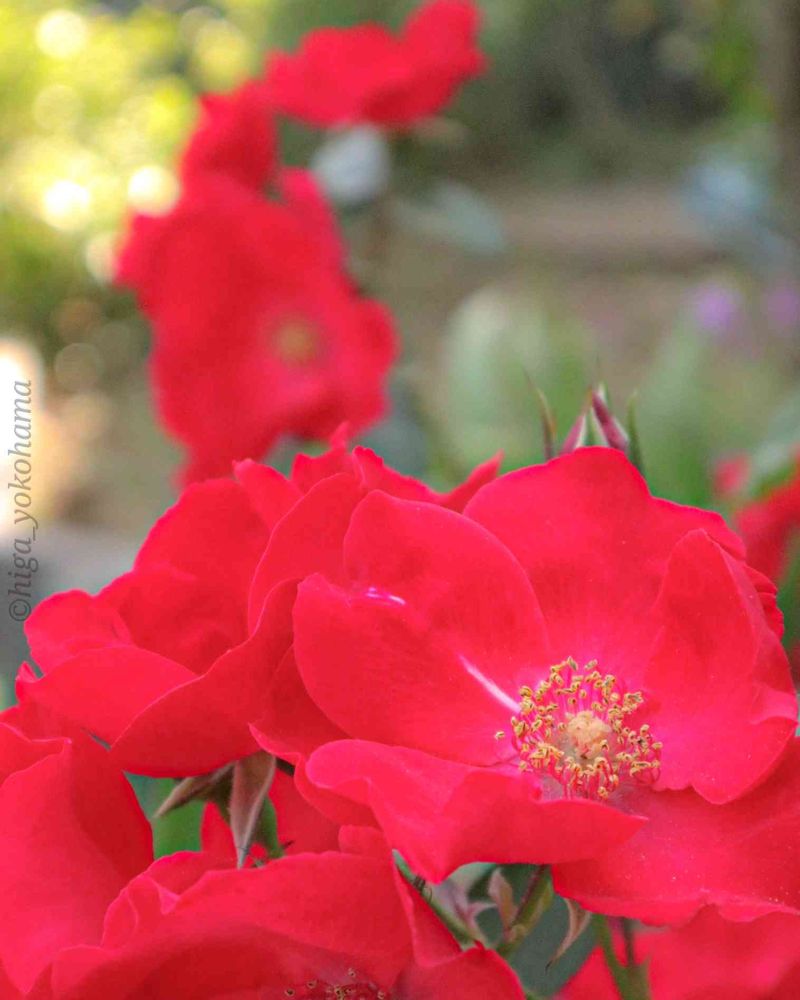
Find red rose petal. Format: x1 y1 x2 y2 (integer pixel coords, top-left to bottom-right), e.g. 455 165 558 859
306 740 644 882
646 530 795 803
553 740 800 923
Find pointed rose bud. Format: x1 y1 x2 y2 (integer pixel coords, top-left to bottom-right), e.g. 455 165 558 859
591 391 630 453
548 897 593 969
560 408 588 454
487 868 517 931
229 751 277 868
155 764 233 818
431 877 492 941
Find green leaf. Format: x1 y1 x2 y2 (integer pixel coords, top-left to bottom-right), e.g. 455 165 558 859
626 393 646 476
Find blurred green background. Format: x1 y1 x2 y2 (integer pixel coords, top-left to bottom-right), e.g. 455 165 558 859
2 0 800 676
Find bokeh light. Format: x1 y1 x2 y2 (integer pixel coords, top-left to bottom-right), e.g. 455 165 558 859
41 178 92 230
35 10 89 60
127 164 178 213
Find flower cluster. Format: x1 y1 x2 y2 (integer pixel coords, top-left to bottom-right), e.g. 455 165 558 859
13 433 800 994
265 0 485 128
0 699 517 998
11 2 800 997
117 0 484 485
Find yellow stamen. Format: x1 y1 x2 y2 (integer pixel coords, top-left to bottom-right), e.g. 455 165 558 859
510 658 661 801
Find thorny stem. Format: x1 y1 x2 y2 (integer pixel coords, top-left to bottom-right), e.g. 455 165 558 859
622 919 651 1000
496 866 552 957
594 916 651 1000
593 916 630 998
621 918 637 970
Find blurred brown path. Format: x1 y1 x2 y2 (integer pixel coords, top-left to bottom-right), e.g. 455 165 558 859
491 179 720 270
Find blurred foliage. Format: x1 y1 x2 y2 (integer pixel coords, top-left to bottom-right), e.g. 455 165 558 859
436 282 796 507
1 1 796 512
0 0 267 376
635 323 789 506
745 385 800 497
0 0 767 366
438 288 589 470
0 0 793 513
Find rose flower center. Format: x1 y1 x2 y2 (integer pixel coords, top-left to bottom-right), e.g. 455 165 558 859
283 972 389 999
273 319 320 366
503 658 662 801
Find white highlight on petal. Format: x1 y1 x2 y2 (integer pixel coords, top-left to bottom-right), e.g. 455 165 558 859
461 655 517 711
363 587 406 606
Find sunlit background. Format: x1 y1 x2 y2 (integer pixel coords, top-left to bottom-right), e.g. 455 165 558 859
2 0 799 669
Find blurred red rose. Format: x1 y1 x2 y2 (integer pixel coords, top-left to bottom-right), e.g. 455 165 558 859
179 79 275 191
736 459 800 585
266 448 800 921
117 170 396 485
265 0 485 128
562 908 800 1000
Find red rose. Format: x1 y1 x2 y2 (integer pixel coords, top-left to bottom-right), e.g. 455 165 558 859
21 439 498 777
0 705 464 997
0 712 152 994
273 448 799 919
19 476 281 776
265 0 485 128
563 908 800 1000
1 696 516 998
736 459 800 584
241 435 500 767
117 171 397 485
179 79 275 191
31 829 523 999
243 428 501 628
